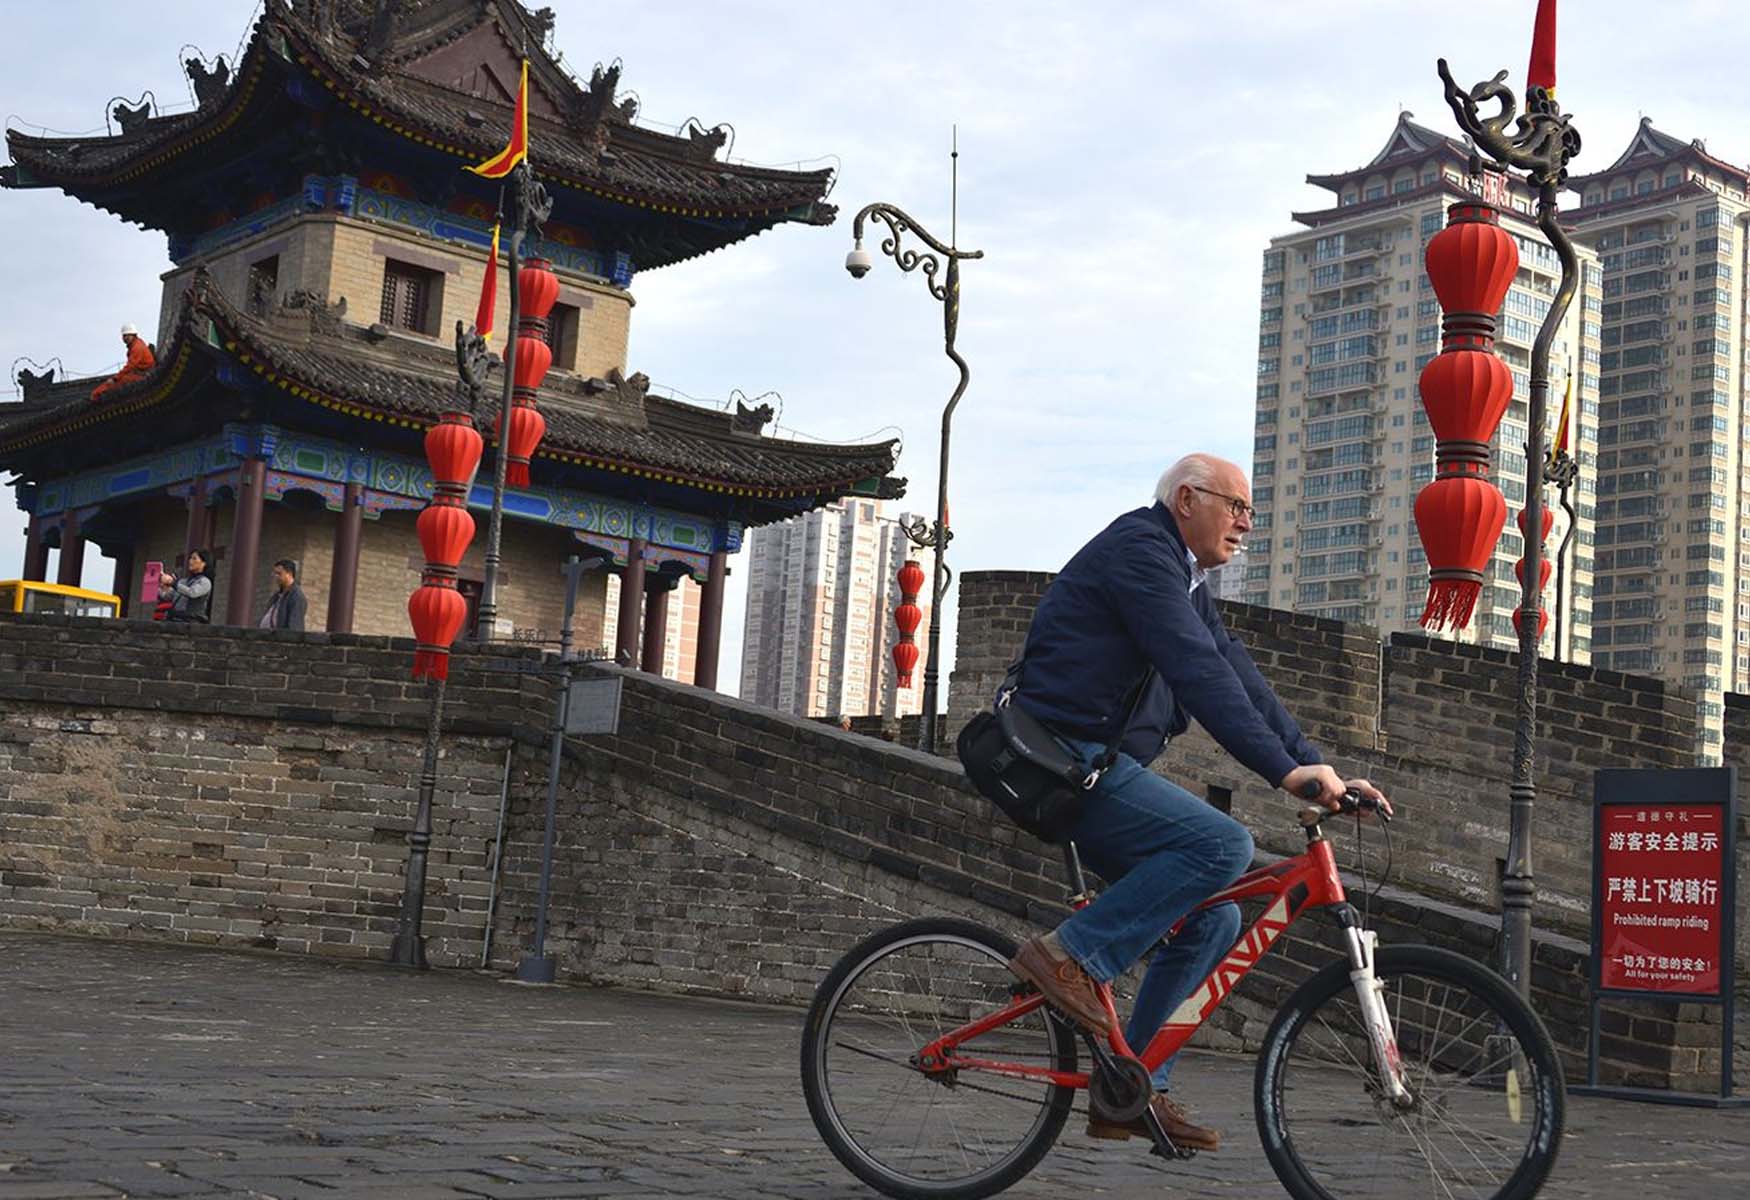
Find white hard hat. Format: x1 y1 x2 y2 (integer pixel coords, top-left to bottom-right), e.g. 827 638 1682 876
120 323 138 337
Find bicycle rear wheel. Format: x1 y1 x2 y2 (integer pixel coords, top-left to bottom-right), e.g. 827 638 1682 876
1256 944 1563 1200
801 916 1076 1200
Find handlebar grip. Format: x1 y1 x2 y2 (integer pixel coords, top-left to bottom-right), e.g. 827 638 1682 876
1298 780 1324 800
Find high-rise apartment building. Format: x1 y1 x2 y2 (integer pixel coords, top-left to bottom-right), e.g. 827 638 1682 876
1244 114 1601 670
740 500 933 718
1566 119 1750 759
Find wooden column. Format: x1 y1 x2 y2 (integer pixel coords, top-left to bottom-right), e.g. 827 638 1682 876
614 538 646 668
110 544 136 618
55 513 83 587
182 476 209 561
224 458 267 626
694 548 728 691
641 578 671 677
22 515 49 582
326 482 364 632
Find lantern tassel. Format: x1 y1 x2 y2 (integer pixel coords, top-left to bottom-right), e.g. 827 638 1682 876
506 461 530 488
1419 579 1482 632
411 648 452 681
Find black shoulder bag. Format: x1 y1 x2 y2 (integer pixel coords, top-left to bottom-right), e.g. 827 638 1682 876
955 664 1155 844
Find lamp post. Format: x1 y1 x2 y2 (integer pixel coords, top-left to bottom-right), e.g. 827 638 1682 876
844 167 982 752
1435 58 1581 999
476 161 553 640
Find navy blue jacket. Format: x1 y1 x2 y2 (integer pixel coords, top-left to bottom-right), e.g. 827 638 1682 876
1013 502 1321 784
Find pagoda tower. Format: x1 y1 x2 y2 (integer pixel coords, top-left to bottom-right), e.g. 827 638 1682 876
0 0 899 686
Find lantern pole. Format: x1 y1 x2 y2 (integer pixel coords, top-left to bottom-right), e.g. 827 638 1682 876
843 138 983 752
477 161 552 640
1437 60 1581 999
392 323 494 969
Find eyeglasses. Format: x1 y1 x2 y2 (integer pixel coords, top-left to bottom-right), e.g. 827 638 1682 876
1192 486 1255 521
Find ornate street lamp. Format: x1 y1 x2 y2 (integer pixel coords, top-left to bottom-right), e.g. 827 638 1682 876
844 149 982 751
1433 0 1581 998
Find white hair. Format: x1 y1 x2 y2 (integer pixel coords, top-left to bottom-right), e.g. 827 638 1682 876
1154 454 1234 509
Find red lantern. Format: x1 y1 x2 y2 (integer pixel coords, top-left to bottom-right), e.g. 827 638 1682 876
1424 202 1519 319
408 581 468 680
426 411 484 485
891 640 920 686
417 503 477 565
1517 506 1555 542
892 557 926 688
1513 557 1554 591
894 601 922 637
1512 607 1550 640
1418 350 1513 446
1414 476 1507 630
504 403 546 488
518 256 560 321
410 407 482 676
898 559 926 598
514 335 552 390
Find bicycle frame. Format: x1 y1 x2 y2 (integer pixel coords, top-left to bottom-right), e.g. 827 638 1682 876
916 827 1411 1104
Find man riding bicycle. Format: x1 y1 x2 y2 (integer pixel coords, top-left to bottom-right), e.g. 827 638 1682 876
1005 453 1390 1151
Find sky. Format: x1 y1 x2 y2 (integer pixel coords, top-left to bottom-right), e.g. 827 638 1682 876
7 1 1750 699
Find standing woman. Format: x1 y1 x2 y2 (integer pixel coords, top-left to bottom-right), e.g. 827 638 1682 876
160 549 215 623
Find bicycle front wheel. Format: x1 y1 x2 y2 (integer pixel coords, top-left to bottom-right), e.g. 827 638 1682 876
1256 944 1564 1200
801 917 1077 1200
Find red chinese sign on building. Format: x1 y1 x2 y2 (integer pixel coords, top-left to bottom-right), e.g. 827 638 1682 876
1597 804 1726 995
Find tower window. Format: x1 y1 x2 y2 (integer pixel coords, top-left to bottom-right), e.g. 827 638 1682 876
380 259 442 335
546 301 581 371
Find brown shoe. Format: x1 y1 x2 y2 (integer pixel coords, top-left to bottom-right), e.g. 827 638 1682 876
1087 1093 1222 1152
1007 936 1115 1035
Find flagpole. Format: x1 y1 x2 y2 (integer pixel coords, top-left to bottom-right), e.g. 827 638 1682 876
477 168 522 640
474 60 533 641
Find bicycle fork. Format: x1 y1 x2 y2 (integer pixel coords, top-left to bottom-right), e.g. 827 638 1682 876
1340 918 1414 1110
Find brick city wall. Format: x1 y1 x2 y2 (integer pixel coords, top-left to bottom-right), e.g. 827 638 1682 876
0 613 556 963
485 662 1722 1090
0 610 1732 1089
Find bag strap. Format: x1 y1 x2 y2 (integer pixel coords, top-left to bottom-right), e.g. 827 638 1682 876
1093 666 1155 773
1000 659 1156 786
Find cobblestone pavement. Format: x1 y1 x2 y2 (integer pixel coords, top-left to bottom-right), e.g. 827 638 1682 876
0 931 1745 1199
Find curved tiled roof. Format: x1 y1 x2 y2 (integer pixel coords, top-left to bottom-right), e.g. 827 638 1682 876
0 277 899 502
3 0 835 264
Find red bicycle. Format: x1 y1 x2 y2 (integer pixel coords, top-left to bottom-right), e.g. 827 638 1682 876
802 794 1564 1200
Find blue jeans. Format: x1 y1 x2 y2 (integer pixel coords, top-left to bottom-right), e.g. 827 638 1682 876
1052 738 1253 1089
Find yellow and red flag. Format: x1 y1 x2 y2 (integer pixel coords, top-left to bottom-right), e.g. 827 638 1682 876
475 222 500 339
1549 373 1573 462
1527 0 1557 95
467 59 529 178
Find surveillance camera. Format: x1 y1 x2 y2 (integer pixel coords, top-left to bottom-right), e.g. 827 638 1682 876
844 245 873 279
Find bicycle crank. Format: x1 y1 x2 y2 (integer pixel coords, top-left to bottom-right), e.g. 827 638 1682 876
1088 1052 1152 1123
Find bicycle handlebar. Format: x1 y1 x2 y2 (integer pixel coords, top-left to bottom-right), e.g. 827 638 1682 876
1295 786 1391 827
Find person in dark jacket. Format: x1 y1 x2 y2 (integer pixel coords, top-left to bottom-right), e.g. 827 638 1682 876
1005 453 1389 1152
159 549 214 623
259 559 307 631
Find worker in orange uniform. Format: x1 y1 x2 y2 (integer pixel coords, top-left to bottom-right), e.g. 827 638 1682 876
90 323 156 401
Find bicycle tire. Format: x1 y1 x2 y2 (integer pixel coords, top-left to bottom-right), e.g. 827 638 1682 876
801 916 1077 1200
1255 943 1564 1200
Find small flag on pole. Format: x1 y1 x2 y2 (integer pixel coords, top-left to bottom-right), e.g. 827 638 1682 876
1527 0 1557 95
475 222 500 339
466 59 529 178
1549 373 1573 462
